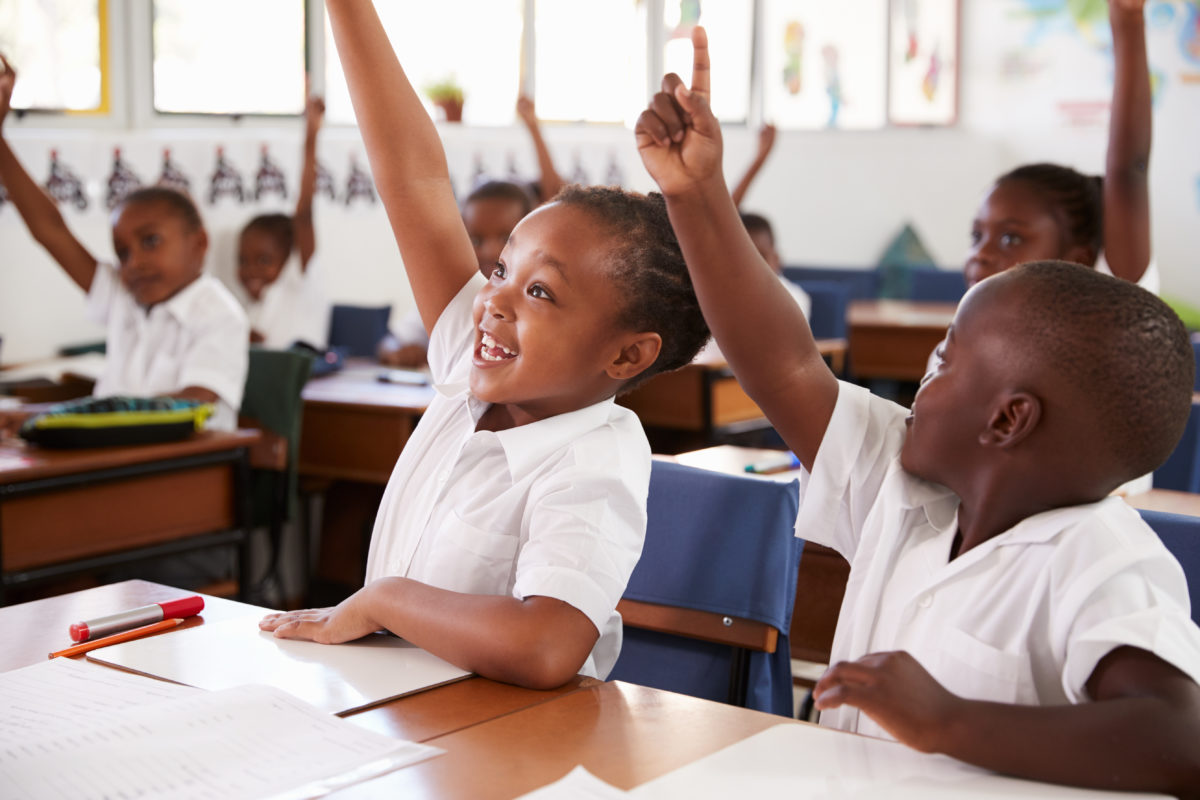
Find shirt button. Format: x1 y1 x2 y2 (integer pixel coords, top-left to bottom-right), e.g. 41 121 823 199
917 594 933 609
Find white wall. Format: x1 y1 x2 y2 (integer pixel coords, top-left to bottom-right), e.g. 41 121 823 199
2 3 1197 366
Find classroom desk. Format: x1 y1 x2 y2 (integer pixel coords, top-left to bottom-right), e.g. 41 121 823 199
0 580 594 745
1124 488 1200 517
299 364 435 485
669 445 848 667
0 430 259 604
847 299 957 382
618 340 847 439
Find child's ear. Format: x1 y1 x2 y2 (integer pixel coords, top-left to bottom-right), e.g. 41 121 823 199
979 391 1041 449
1064 242 1098 268
606 332 663 381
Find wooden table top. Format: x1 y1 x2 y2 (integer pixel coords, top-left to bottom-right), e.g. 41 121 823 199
847 299 958 328
0 429 261 484
303 363 435 412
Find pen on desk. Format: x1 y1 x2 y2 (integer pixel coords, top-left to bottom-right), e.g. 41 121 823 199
69 594 204 642
744 451 802 474
49 617 186 659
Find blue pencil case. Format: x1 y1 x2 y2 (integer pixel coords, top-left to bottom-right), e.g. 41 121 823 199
19 396 213 449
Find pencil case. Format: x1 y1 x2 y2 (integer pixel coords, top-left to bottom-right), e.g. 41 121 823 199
19 395 214 449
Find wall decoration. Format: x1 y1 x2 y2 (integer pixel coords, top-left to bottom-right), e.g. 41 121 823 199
157 148 192 195
253 145 288 201
889 0 959 125
44 150 88 210
208 147 246 205
315 160 337 201
106 148 143 209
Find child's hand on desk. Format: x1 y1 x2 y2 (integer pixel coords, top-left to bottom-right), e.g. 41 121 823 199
812 651 961 753
634 26 723 197
259 588 380 644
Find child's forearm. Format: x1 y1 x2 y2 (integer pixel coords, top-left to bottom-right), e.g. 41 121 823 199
1103 4 1151 282
361 577 596 690
293 119 319 268
662 176 837 470
324 0 477 330
523 119 564 204
0 135 96 290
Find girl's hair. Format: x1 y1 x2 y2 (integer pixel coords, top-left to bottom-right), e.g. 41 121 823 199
739 211 774 245
465 180 535 216
118 187 204 231
242 213 295 255
552 184 710 392
997 163 1103 264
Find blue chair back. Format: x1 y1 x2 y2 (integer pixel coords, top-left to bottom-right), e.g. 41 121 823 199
327 304 392 358
608 461 804 716
907 268 967 303
1136 509 1200 625
1154 403 1200 493
782 266 880 301
1192 338 1200 393
795 280 851 340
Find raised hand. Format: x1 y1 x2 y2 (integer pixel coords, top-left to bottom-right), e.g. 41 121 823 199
755 123 777 161
304 76 325 137
634 26 723 196
0 54 16 128
1111 0 1146 14
516 93 538 128
813 650 962 753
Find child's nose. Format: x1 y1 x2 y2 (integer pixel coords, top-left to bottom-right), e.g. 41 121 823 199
484 285 515 319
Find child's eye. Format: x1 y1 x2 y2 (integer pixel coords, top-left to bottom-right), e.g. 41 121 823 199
1000 233 1022 247
143 234 161 249
528 283 552 301
969 229 982 246
491 263 507 280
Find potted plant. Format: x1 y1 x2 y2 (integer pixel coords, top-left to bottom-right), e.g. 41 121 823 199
424 77 464 123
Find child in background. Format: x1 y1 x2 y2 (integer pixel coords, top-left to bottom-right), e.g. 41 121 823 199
967 0 1153 290
636 27 1200 795
261 0 709 688
238 91 332 349
0 56 247 430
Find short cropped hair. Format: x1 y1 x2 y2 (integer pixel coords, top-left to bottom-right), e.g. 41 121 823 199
465 180 535 216
553 184 710 392
998 164 1103 264
1008 260 1193 478
242 213 294 255
740 212 774 244
117 187 203 232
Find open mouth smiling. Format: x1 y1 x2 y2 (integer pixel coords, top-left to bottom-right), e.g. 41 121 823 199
479 330 519 362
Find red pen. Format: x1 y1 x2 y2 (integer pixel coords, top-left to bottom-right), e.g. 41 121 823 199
69 595 204 642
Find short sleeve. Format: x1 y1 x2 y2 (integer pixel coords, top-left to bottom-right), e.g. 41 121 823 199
794 381 909 557
427 274 485 384
86 261 120 326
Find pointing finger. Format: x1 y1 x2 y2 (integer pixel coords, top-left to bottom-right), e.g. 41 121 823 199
690 26 710 100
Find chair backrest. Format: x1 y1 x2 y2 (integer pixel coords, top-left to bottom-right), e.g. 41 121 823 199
795 280 851 340
608 460 804 716
327 304 392 358
782 266 880 301
1136 509 1200 625
907 268 967 303
239 347 314 523
1153 403 1200 493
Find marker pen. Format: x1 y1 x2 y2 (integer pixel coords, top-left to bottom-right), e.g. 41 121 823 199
69 595 204 642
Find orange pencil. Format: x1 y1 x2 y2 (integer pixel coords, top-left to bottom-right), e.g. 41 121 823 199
48 617 186 659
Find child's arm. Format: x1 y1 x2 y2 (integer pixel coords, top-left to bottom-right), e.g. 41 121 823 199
1102 0 1151 283
324 1 478 333
814 647 1200 796
730 123 776 208
0 55 97 292
260 578 598 690
635 28 837 470
294 84 323 272
516 94 564 204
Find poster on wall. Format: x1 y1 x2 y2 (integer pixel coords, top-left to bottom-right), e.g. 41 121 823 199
888 0 959 125
760 0 888 130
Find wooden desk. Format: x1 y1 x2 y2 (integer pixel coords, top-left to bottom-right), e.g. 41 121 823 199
671 445 848 667
300 365 434 485
0 430 259 604
848 299 956 382
0 580 593 745
1124 488 1200 517
619 340 847 439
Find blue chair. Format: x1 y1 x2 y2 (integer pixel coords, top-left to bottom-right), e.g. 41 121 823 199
608 461 804 716
1153 403 1200 493
1191 337 1200 393
1136 509 1200 625
907 268 967 303
795 280 851 340
782 266 880 301
327 304 392 358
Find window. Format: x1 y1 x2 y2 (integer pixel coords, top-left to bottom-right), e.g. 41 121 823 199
662 0 752 123
0 0 106 113
323 0 524 127
151 0 306 116
533 0 646 124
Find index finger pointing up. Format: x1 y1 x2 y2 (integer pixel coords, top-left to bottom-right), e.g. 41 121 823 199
690 26 710 99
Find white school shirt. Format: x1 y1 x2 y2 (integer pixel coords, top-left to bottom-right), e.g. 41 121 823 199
87 263 249 431
797 381 1200 740
363 274 649 679
245 252 331 349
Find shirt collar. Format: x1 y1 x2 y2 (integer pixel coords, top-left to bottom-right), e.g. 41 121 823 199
144 273 207 323
896 470 960 532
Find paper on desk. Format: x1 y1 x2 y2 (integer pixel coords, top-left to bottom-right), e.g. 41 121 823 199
630 724 1167 799
0 683 441 800
0 657 201 746
514 766 631 799
89 615 472 715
